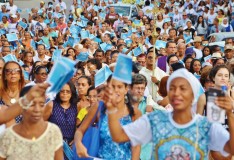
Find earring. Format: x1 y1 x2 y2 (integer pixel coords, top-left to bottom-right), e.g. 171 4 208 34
124 95 129 104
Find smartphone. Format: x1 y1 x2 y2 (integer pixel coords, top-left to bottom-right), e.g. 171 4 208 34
206 88 226 123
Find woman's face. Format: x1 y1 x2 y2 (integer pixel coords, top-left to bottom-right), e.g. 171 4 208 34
25 52 33 62
215 58 225 66
111 79 128 104
214 68 230 87
193 61 201 73
203 47 210 56
23 96 45 123
59 84 72 103
204 76 214 90
68 49 75 57
77 78 90 96
185 58 193 70
34 68 48 83
199 17 203 22
168 78 194 111
88 89 98 106
5 63 21 83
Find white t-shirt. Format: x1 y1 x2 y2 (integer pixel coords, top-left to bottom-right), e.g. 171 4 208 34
123 113 230 158
6 5 17 14
7 23 18 33
33 54 51 62
56 1 67 11
31 20 47 31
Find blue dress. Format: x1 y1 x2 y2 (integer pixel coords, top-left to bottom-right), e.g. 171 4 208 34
48 100 77 143
98 114 132 159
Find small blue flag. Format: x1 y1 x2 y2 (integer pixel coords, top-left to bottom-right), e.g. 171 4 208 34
3 54 18 63
46 57 76 97
6 33 18 42
133 46 143 57
76 52 89 62
18 21 27 29
113 54 132 84
95 65 112 88
121 33 128 39
52 49 62 62
23 70 29 80
80 30 90 39
155 40 167 50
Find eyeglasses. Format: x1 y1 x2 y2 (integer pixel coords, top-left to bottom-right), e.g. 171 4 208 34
37 72 48 76
5 68 21 75
60 90 71 94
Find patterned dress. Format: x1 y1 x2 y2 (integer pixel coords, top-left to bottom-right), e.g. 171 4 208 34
48 100 77 143
148 110 211 160
98 114 132 159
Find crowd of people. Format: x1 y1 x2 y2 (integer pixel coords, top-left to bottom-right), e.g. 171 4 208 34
0 0 233 159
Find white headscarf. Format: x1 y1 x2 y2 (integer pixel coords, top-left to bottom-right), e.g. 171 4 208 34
166 68 204 112
222 17 229 28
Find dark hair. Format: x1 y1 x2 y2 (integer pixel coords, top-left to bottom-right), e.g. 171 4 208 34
212 58 226 67
78 76 92 86
166 41 176 48
167 54 178 64
87 58 102 70
158 76 169 97
29 61 42 80
131 74 147 87
110 50 119 58
20 85 33 97
37 43 45 50
66 47 76 55
200 66 212 87
87 86 96 96
183 55 193 63
125 92 135 117
94 49 105 56
55 81 78 104
189 59 201 74
209 64 230 83
196 15 205 28
33 65 48 80
169 28 177 35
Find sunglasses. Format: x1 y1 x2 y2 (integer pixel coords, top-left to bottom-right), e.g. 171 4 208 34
5 68 21 75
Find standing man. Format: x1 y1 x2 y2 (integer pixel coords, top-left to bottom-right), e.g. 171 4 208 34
139 51 167 102
6 0 17 15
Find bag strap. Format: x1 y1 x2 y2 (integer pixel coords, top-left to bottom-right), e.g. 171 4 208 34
90 101 103 125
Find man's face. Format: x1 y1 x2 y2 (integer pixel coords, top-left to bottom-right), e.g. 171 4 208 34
225 49 234 59
169 30 176 38
130 84 146 102
137 56 146 67
2 47 11 56
94 52 104 62
226 39 233 45
167 43 177 55
37 45 45 55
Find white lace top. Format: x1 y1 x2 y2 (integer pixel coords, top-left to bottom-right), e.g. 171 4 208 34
0 122 63 160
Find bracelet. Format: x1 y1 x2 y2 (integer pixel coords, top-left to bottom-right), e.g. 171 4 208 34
18 95 33 110
106 108 118 115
